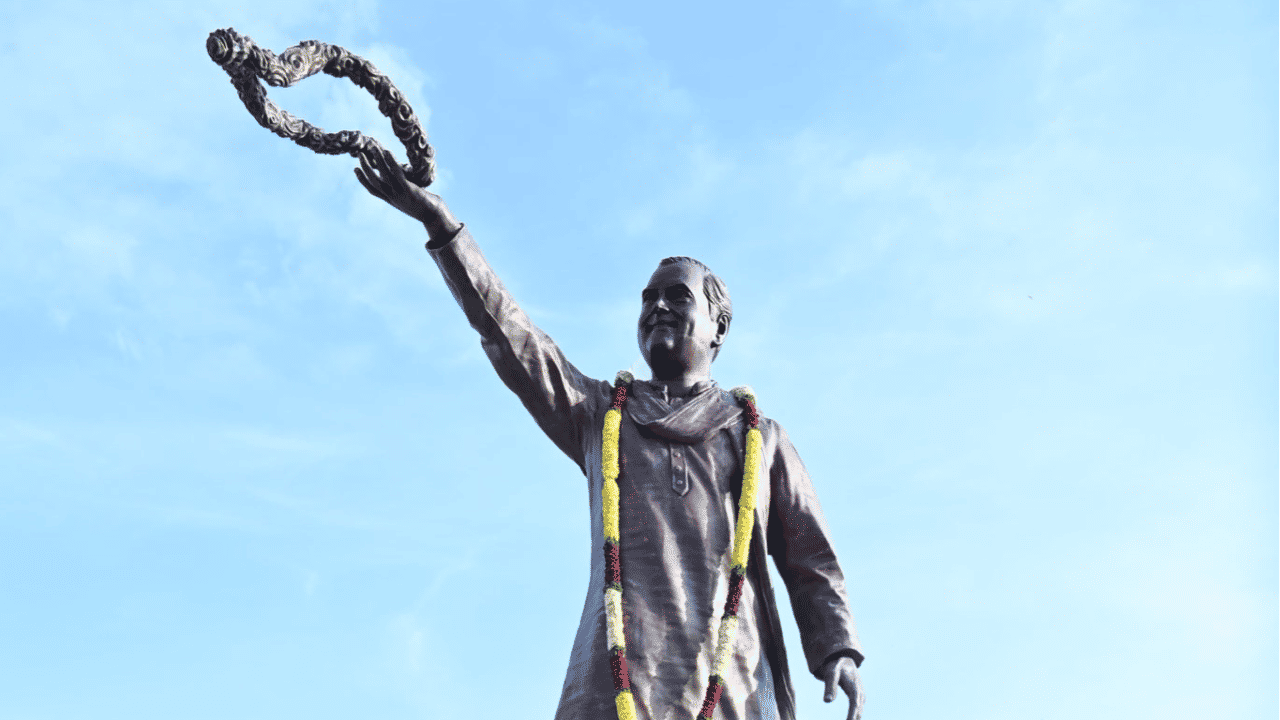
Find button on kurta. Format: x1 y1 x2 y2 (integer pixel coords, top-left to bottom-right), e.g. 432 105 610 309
671 444 690 495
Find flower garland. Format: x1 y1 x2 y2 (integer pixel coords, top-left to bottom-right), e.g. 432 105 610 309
602 371 763 720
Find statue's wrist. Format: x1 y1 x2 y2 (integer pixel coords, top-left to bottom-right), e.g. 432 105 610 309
424 218 463 249
420 198 462 245
820 649 863 671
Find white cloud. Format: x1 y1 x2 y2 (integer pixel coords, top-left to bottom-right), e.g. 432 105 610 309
567 14 648 54
0 417 65 451
222 426 352 456
622 141 735 237
565 14 695 119
1192 263 1271 291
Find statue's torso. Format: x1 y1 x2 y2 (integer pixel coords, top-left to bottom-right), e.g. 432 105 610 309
559 380 777 720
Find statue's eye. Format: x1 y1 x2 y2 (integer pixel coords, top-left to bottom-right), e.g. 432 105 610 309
642 289 658 303
665 286 692 303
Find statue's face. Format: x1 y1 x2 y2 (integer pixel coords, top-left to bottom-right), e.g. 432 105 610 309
637 263 723 378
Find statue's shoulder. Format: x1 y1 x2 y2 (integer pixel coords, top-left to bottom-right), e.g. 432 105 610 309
723 385 781 432
724 385 789 437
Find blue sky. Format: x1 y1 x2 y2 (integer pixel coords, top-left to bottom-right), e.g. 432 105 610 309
2 1 1275 718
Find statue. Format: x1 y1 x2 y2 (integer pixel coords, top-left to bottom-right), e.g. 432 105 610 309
209 29 865 720
357 148 866 720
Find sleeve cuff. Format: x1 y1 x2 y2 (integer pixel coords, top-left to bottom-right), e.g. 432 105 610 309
425 222 465 251
819 648 865 673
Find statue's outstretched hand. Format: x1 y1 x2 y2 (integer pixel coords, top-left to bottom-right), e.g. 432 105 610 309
354 147 460 242
820 655 864 720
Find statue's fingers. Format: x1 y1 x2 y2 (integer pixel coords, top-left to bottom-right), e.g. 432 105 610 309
380 147 410 182
359 150 381 178
368 145 395 173
822 665 838 703
363 146 405 189
839 675 864 720
354 167 386 200
354 166 375 195
360 152 395 193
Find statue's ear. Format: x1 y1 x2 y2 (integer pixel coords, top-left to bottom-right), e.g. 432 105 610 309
713 313 731 348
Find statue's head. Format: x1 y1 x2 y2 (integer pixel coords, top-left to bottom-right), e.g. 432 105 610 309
637 257 732 380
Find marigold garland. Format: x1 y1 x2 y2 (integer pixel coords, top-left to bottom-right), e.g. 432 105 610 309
603 372 635 720
601 373 763 720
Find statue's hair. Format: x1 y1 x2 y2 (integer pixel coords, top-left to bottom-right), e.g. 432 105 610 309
657 256 732 358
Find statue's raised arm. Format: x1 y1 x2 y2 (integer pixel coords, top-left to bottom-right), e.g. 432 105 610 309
355 144 607 469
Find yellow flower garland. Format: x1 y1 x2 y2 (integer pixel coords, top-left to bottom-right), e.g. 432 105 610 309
601 374 763 720
732 426 762 570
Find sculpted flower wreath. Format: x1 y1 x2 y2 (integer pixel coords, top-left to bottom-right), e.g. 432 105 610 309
206 28 435 186
602 371 763 720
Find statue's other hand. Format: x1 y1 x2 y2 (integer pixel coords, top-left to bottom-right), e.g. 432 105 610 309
820 655 864 720
354 147 460 242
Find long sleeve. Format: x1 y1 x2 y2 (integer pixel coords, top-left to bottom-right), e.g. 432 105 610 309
426 228 606 470
764 421 864 676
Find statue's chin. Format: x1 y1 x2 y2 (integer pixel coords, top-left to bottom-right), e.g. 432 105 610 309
646 346 700 382
643 335 677 362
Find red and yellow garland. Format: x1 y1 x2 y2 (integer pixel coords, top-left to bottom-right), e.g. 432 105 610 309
602 371 763 720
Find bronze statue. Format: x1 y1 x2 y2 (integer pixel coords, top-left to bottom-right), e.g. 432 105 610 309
355 147 865 720
208 29 865 719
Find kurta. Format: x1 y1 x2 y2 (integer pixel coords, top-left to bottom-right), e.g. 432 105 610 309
428 228 862 720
